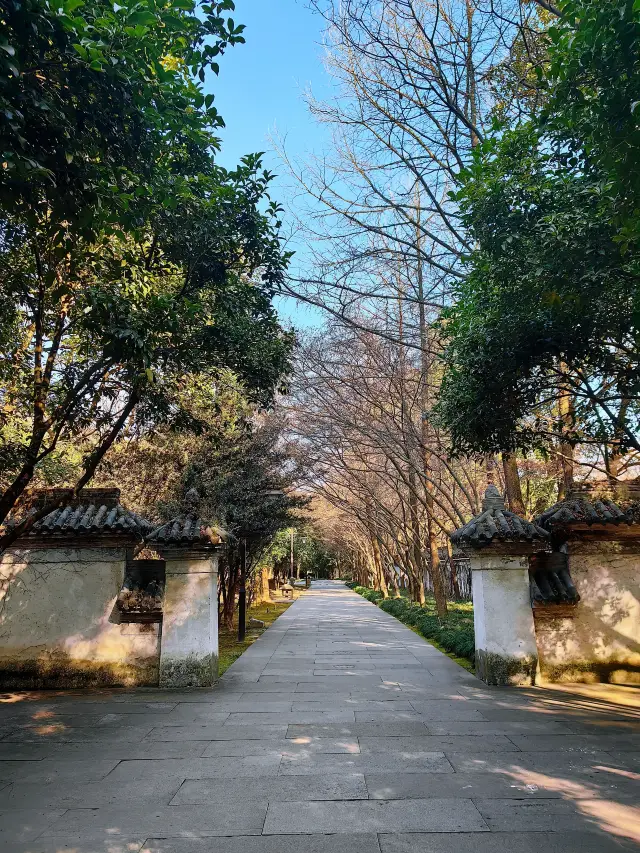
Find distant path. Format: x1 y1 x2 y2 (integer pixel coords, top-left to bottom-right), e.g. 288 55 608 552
0 580 638 851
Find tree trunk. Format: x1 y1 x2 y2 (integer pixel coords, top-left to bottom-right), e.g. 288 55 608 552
447 540 461 600
371 536 388 598
502 453 526 516
414 195 447 618
426 493 447 618
256 566 271 604
558 370 575 499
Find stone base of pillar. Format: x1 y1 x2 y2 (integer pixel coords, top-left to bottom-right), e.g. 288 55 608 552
475 649 537 686
159 651 217 688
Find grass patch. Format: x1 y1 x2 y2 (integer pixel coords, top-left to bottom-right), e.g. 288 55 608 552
350 585 475 672
218 599 294 676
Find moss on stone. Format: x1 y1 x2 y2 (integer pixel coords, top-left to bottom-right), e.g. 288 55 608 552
475 649 537 686
0 656 158 689
539 658 640 685
159 652 217 688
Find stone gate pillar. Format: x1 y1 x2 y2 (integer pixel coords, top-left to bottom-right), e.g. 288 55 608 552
451 486 550 686
148 509 227 688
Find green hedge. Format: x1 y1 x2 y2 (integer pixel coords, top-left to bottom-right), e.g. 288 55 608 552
352 587 475 666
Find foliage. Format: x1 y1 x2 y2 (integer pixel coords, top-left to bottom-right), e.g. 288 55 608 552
0 0 243 235
437 123 640 457
174 414 305 556
352 585 475 666
86 370 250 517
437 0 640 462
354 585 384 603
545 0 640 243
0 0 294 539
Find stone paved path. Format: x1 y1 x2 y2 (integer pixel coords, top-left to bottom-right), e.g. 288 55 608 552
0 580 638 852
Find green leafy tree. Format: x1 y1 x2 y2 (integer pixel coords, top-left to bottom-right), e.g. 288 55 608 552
0 0 294 545
544 0 640 244
168 414 306 627
436 1 640 475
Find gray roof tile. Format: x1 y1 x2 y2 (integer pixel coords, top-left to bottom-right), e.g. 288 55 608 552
6 488 151 540
147 513 227 548
451 485 549 550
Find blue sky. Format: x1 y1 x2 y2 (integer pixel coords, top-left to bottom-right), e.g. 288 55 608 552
208 1 332 329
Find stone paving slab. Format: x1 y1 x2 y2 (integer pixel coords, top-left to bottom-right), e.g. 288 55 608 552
363 770 636 800
141 834 382 853
358 735 519 753
291 700 416 711
3 834 145 853
507 734 640 752
0 775 183 809
0 809 66 844
423 720 575 735
145 723 288 740
262 798 489 834
201 736 360 756
278 752 454 775
0 758 120 784
446 750 632 776
43 740 208 760
0 580 638 852
472 797 628 832
42 803 269 837
4 723 158 742
108 755 282 780
171 773 368 803
377 832 640 852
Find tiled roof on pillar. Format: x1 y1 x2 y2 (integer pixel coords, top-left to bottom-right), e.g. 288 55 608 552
146 515 227 548
535 483 630 534
5 488 151 542
451 485 550 550
146 489 229 549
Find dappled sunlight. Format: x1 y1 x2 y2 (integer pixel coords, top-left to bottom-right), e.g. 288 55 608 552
473 683 640 721
500 765 640 843
64 600 159 664
285 735 360 755
0 691 34 704
535 558 640 684
543 681 640 708
32 708 56 719
30 721 67 736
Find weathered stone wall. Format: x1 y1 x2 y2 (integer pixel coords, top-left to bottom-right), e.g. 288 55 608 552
0 547 160 688
535 540 640 684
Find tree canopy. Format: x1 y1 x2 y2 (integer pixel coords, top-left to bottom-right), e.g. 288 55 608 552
436 0 640 476
0 0 294 545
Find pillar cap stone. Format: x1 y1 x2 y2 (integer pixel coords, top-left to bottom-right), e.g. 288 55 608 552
451 486 550 551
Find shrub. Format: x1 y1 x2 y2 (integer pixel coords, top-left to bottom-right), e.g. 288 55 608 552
350 584 475 666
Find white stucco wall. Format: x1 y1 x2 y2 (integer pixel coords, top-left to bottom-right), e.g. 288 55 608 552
0 547 160 687
535 540 640 684
471 553 538 685
159 553 219 688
